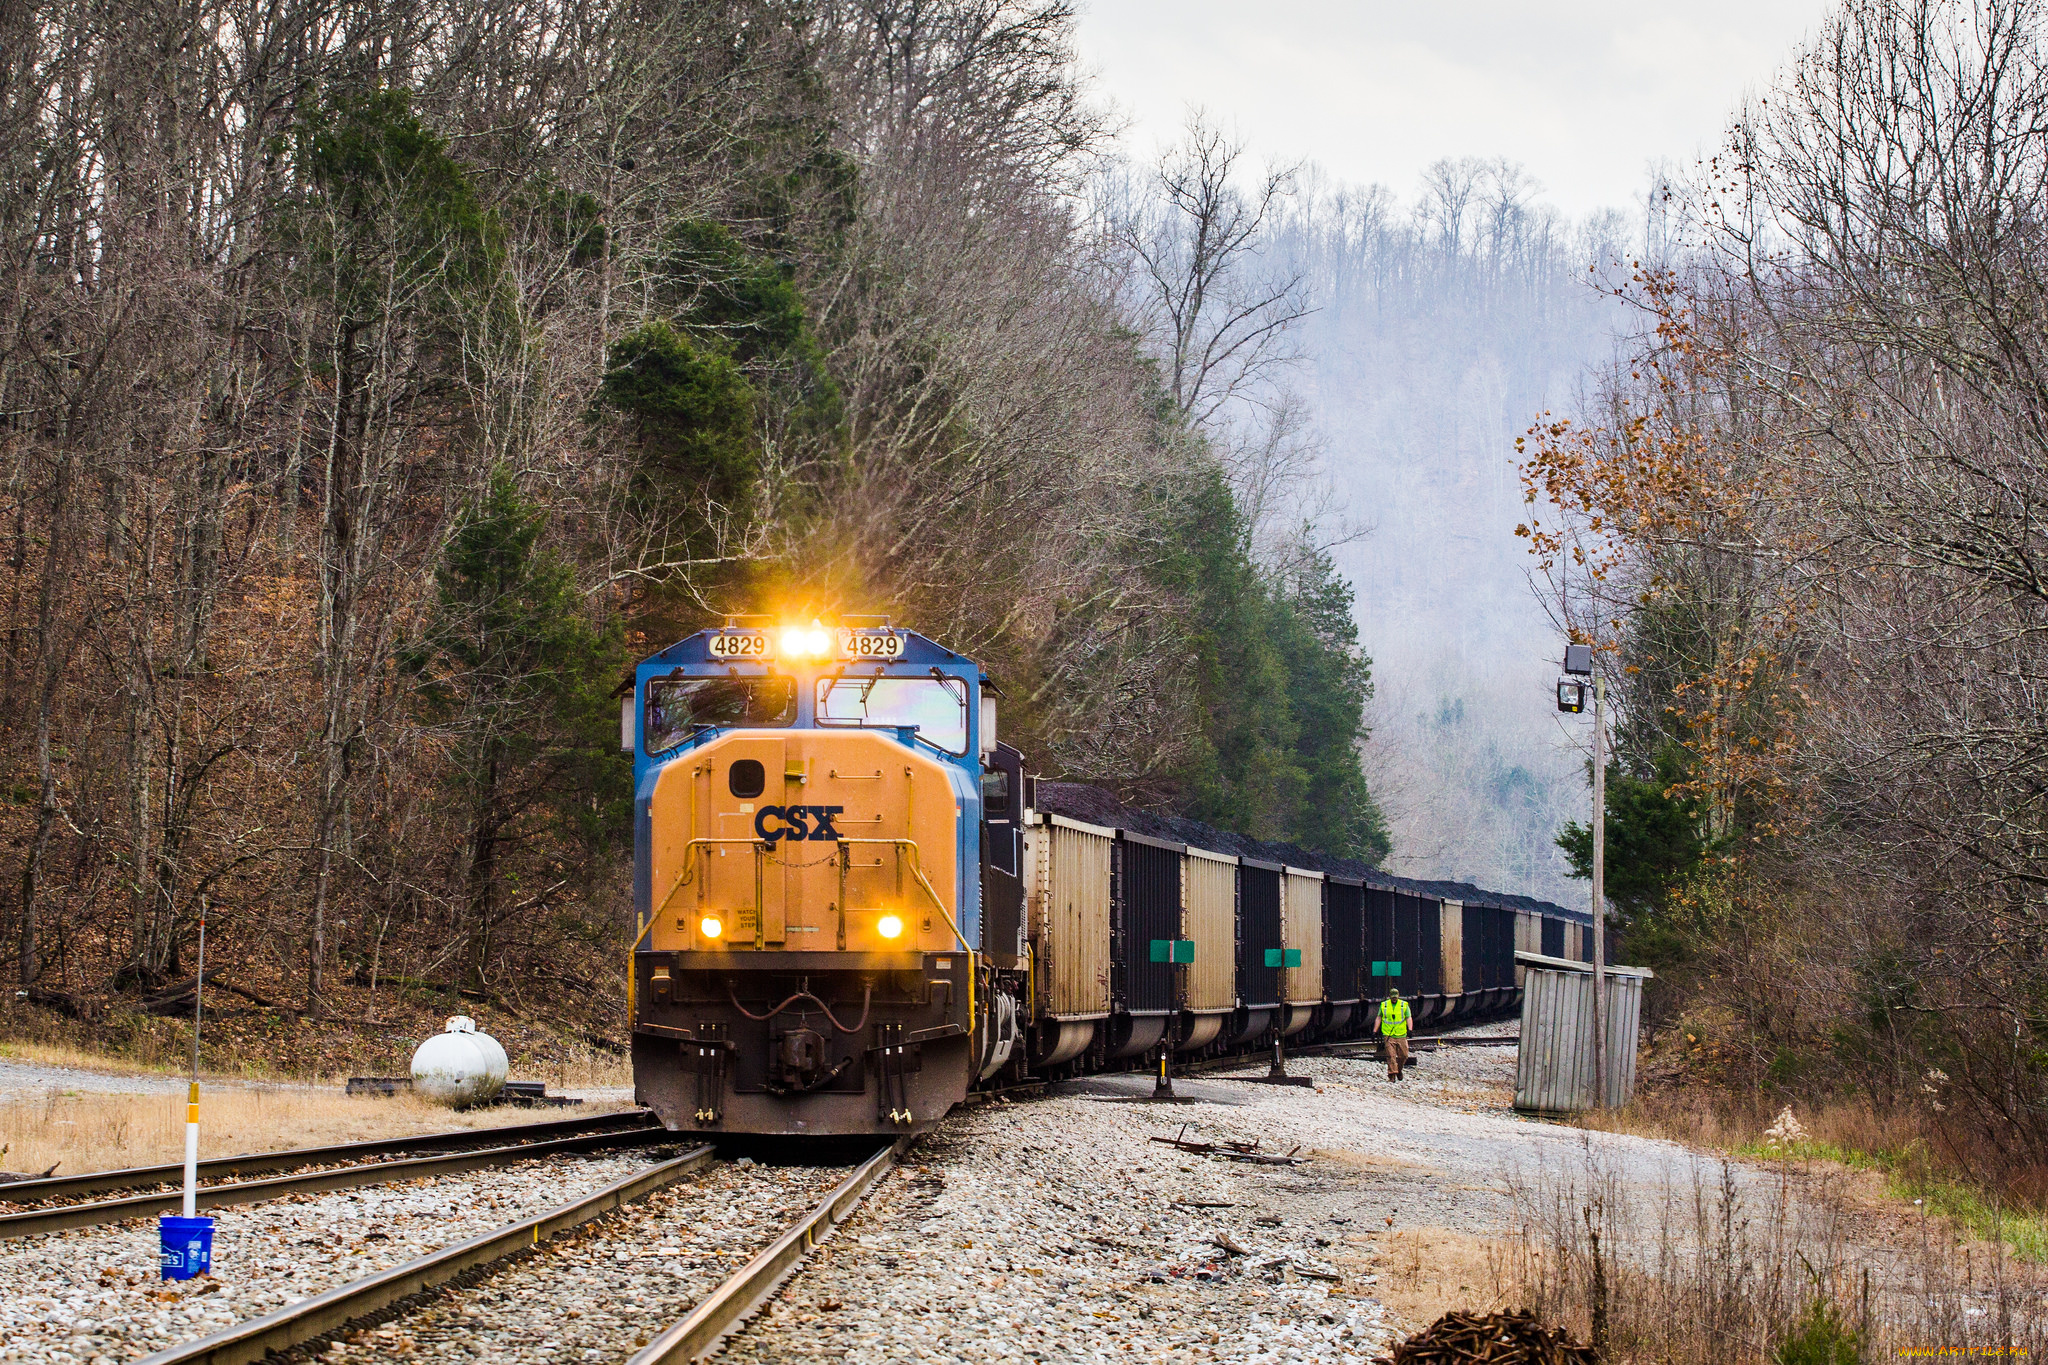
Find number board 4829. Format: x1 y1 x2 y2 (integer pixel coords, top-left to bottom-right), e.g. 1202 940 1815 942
707 631 769 660
842 630 905 660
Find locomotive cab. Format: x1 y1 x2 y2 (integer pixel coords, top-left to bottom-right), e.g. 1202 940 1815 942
627 620 1018 1136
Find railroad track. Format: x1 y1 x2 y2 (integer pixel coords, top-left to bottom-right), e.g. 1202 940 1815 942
0 1108 658 1208
129 1138 908 1365
1295 1033 1521 1056
1169 1032 1518 1080
0 1112 670 1239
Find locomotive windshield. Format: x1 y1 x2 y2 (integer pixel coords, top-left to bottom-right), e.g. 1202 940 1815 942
816 675 968 754
644 675 795 754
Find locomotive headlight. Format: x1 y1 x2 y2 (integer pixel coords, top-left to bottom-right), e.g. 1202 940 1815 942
778 621 834 658
877 914 904 940
699 915 724 940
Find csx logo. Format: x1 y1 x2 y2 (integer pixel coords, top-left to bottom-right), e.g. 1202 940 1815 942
754 805 846 842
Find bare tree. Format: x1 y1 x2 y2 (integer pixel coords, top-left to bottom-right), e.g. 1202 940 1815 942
1110 115 1310 431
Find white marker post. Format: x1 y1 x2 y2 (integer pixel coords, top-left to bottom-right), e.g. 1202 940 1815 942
183 909 205 1217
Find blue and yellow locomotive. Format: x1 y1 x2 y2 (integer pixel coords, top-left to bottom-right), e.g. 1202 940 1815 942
627 619 1025 1136
625 618 1593 1138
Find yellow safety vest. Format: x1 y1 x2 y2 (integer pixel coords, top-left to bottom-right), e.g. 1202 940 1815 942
1379 998 1412 1037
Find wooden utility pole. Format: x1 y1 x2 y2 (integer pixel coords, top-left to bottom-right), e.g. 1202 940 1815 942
1591 672 1608 1109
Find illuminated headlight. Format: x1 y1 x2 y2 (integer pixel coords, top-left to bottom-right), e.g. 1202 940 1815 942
700 915 724 940
806 628 830 655
877 914 904 940
780 627 807 657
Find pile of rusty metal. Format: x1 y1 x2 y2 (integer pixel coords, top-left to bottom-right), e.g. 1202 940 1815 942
1374 1310 1598 1364
1147 1124 1305 1165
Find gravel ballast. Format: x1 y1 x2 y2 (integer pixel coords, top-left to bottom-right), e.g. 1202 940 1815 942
719 1034 1791 1364
296 1157 854 1364
0 1149 678 1363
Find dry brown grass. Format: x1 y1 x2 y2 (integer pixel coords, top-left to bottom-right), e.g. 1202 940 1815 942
0 1037 176 1077
530 1045 633 1092
0 1084 637 1179
1363 1224 1513 1333
0 1030 631 1092
1491 1138 2048 1363
1577 1088 1928 1162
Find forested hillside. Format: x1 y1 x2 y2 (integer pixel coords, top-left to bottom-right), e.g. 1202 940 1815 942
1523 0 2048 1195
0 0 1382 1054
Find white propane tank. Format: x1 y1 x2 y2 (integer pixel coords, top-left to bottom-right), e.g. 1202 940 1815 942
409 1016 509 1107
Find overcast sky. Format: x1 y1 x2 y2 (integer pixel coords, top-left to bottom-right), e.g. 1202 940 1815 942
1073 0 1835 218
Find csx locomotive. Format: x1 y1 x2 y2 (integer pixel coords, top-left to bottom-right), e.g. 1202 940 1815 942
626 620 1591 1137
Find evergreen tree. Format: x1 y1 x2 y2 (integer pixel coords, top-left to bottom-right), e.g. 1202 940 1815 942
408 472 626 985
1557 744 1712 964
1149 464 1389 861
1272 545 1391 862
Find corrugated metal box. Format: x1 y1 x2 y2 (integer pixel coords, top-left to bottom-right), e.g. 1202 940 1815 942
1116 833 1182 1014
1323 878 1365 1004
1183 848 1237 1011
1513 913 1540 985
1418 897 1444 994
1281 867 1324 1004
1237 861 1283 1007
1036 814 1114 1018
1513 951 1653 1112
1440 901 1464 994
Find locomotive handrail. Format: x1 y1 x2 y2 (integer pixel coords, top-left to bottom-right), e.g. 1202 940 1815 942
631 833 977 1030
633 838 769 1018
836 836 976 1027
835 837 969 953
644 837 966 952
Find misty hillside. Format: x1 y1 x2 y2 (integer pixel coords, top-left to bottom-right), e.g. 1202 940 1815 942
1273 164 1634 904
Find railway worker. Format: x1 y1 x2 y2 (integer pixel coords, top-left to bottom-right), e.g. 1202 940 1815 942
1377 988 1413 1080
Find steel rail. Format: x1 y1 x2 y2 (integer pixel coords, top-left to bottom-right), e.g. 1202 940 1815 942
1296 1034 1521 1056
0 1125 677 1239
1170 1032 1520 1078
627 1136 911 1364
0 1108 657 1207
130 1145 718 1365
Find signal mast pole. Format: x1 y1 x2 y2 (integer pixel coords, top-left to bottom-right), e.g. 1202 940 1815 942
1559 643 1607 1110
1591 672 1607 1111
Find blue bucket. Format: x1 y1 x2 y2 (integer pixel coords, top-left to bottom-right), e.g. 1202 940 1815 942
160 1215 214 1280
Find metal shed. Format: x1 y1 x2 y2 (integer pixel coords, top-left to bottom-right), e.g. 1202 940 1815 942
1513 951 1654 1112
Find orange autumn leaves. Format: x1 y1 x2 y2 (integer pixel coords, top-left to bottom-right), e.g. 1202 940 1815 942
1514 276 1812 839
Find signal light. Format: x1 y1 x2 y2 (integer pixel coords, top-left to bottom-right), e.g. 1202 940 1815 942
877 914 904 940
700 915 724 940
